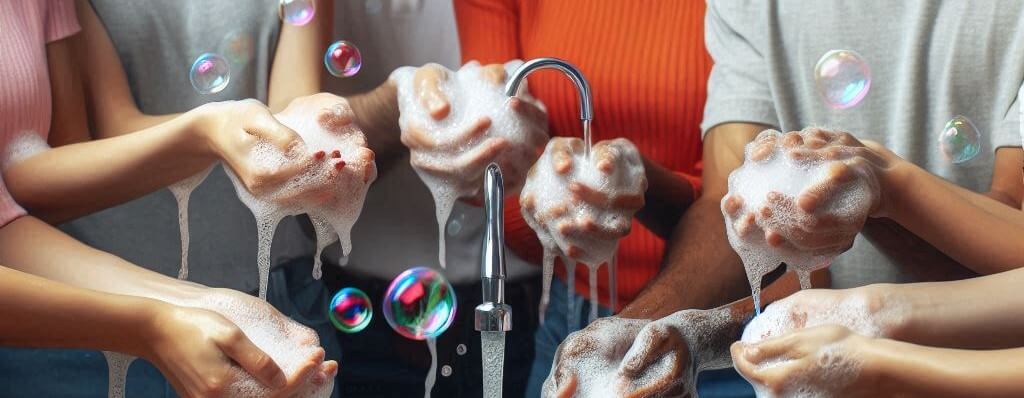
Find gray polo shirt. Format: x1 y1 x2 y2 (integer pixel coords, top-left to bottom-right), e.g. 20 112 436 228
60 1 314 292
703 0 1023 288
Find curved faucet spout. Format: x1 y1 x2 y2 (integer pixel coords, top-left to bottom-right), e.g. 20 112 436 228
506 57 594 157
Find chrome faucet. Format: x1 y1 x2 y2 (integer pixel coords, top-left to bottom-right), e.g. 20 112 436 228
505 57 594 156
475 163 512 333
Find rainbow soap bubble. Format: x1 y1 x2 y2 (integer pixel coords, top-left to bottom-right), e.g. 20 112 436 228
189 53 230 95
279 0 315 26
814 49 871 109
328 287 373 333
383 267 457 340
324 40 362 78
939 115 981 164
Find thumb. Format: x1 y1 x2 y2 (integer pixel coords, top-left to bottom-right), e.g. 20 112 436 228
220 332 287 389
248 111 304 155
413 64 451 120
619 324 670 376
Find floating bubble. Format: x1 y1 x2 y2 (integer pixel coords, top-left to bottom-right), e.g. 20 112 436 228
814 50 871 109
219 30 255 66
446 213 464 236
279 0 315 26
939 115 981 164
441 365 452 377
324 40 362 78
328 287 372 333
383 267 457 340
189 53 230 95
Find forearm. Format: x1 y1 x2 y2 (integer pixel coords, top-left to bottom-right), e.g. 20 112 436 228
0 265 162 356
0 216 203 301
883 162 1023 275
873 338 1024 397
881 268 1024 349
635 157 697 238
347 81 404 168
267 0 332 111
4 112 214 223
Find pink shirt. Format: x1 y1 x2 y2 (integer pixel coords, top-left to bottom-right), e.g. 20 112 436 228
0 0 80 226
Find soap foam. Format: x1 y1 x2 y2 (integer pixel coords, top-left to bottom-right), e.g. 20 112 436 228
168 166 213 280
2 131 50 170
391 60 548 268
723 129 876 312
522 138 646 326
226 96 377 298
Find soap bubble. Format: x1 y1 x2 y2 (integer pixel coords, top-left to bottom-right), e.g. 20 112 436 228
328 287 373 333
938 115 981 164
383 267 457 340
189 53 230 95
279 0 315 26
814 50 871 109
219 30 254 66
324 40 362 78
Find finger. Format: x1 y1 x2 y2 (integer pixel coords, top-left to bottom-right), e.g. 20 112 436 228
722 194 745 217
559 216 630 241
248 112 304 155
510 97 548 126
593 143 622 174
797 162 856 212
413 64 451 120
734 213 758 238
413 137 509 176
270 350 323 397
317 104 354 133
481 64 508 85
781 131 804 148
520 193 536 211
619 324 671 376
554 372 578 398
220 331 287 389
620 349 686 398
550 139 577 175
731 342 765 384
744 332 803 363
401 124 438 150
449 116 492 146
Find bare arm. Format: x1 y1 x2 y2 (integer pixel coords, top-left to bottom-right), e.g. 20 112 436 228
634 157 698 238
873 340 1024 397
620 122 766 318
268 0 332 112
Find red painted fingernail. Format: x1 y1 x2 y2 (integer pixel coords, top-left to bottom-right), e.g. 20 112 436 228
331 150 341 158
334 160 347 170
314 150 325 160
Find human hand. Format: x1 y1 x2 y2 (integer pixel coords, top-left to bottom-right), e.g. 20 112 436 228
145 288 336 397
722 128 895 258
521 137 647 266
741 286 900 344
732 325 881 398
393 61 548 201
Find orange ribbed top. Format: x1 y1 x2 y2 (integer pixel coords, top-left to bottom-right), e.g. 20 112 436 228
455 0 711 310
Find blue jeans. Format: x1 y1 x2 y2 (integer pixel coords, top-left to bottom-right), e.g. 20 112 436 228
526 278 754 398
0 258 340 398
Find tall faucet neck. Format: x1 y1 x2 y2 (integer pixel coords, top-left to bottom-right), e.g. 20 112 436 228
481 163 506 303
505 58 592 122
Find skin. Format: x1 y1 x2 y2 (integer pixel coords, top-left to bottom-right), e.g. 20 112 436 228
733 325 1024 397
0 2 337 395
550 122 1024 395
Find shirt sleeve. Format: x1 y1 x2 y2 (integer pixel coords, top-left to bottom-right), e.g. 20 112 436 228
454 0 522 64
997 82 1024 150
700 0 778 137
45 0 81 43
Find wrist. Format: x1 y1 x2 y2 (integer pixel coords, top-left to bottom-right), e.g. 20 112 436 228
185 103 226 159
130 297 176 359
877 158 918 219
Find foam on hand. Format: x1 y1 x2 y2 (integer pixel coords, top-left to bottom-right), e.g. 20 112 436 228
521 138 646 323
390 60 548 268
723 129 875 311
226 95 377 298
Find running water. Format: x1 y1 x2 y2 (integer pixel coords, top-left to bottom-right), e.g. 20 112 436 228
481 331 506 398
390 61 548 268
102 351 135 398
608 254 618 313
587 264 599 324
425 338 438 398
565 260 577 331
722 129 875 314
168 166 213 280
226 95 376 299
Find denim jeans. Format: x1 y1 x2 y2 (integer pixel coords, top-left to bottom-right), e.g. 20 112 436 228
526 278 755 398
0 258 340 398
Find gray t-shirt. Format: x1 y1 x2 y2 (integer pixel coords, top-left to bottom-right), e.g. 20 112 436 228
60 1 314 292
702 0 1024 288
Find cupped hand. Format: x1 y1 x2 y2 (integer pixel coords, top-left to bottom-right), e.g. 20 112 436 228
742 287 897 344
723 128 897 256
400 62 548 200
521 137 646 265
194 99 310 196
732 325 880 398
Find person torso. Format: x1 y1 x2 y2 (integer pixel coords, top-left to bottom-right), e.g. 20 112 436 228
729 0 1024 287
60 0 315 292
